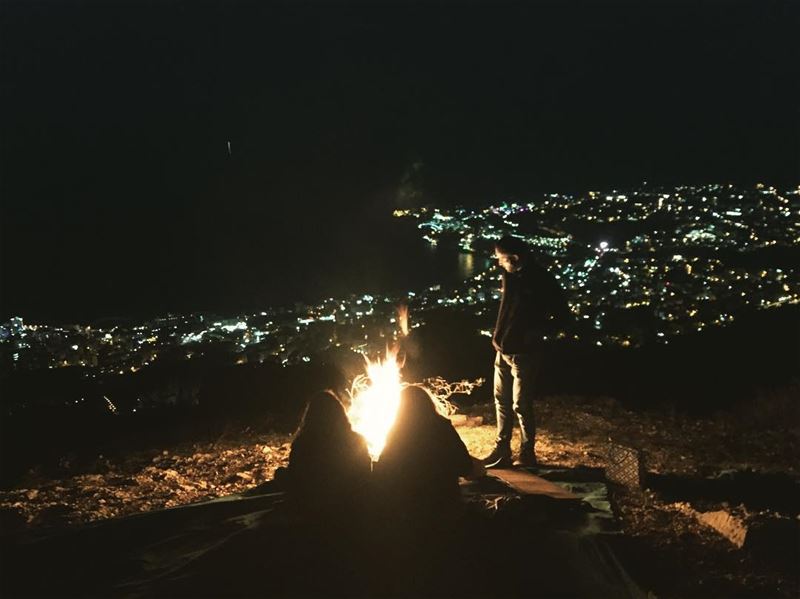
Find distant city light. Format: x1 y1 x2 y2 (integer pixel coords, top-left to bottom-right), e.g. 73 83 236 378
1 182 796 375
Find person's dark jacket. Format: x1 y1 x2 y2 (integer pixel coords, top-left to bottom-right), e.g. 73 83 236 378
492 260 570 354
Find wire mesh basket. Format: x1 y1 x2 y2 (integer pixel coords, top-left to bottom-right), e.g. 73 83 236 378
606 443 645 489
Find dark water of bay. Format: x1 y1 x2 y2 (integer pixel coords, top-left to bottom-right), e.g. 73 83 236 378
199 213 491 317
7 211 490 325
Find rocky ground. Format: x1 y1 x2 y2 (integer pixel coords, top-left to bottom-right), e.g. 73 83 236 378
1 394 798 598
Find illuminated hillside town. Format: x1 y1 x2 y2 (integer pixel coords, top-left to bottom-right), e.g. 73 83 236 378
2 183 798 380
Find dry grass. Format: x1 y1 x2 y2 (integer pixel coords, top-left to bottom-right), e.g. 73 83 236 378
1 394 796 531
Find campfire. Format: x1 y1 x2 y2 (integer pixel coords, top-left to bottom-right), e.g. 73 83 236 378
347 346 404 460
346 306 482 460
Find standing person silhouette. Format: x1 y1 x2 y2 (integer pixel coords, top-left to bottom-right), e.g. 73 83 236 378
482 235 570 468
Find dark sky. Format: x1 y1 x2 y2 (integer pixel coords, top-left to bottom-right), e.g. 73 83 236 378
1 0 798 321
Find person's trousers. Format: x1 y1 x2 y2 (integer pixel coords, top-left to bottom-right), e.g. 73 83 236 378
493 350 541 451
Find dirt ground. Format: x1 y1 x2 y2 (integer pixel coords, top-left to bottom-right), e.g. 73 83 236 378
1 395 798 598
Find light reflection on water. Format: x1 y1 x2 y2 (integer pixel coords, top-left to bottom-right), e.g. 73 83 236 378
422 240 490 283
458 252 475 279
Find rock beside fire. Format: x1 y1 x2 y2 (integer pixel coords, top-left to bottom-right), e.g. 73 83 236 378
696 509 748 548
450 415 484 427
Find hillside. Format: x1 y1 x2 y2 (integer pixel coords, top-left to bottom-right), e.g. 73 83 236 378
2 393 797 598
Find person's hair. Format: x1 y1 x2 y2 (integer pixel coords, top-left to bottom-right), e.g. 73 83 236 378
295 390 352 437
495 235 529 257
384 386 441 447
397 385 439 423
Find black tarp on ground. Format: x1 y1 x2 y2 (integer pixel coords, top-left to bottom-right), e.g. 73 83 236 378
1 475 645 598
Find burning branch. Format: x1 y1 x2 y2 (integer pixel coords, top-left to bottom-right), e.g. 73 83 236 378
419 376 485 416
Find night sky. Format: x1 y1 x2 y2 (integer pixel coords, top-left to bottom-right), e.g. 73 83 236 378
2 0 798 321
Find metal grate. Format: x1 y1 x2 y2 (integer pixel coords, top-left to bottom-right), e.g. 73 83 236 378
606 443 645 489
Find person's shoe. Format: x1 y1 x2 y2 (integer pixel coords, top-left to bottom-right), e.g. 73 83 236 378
513 452 538 468
482 446 512 469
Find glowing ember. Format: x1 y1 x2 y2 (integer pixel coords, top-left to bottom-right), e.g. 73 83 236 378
397 303 409 337
347 347 404 460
